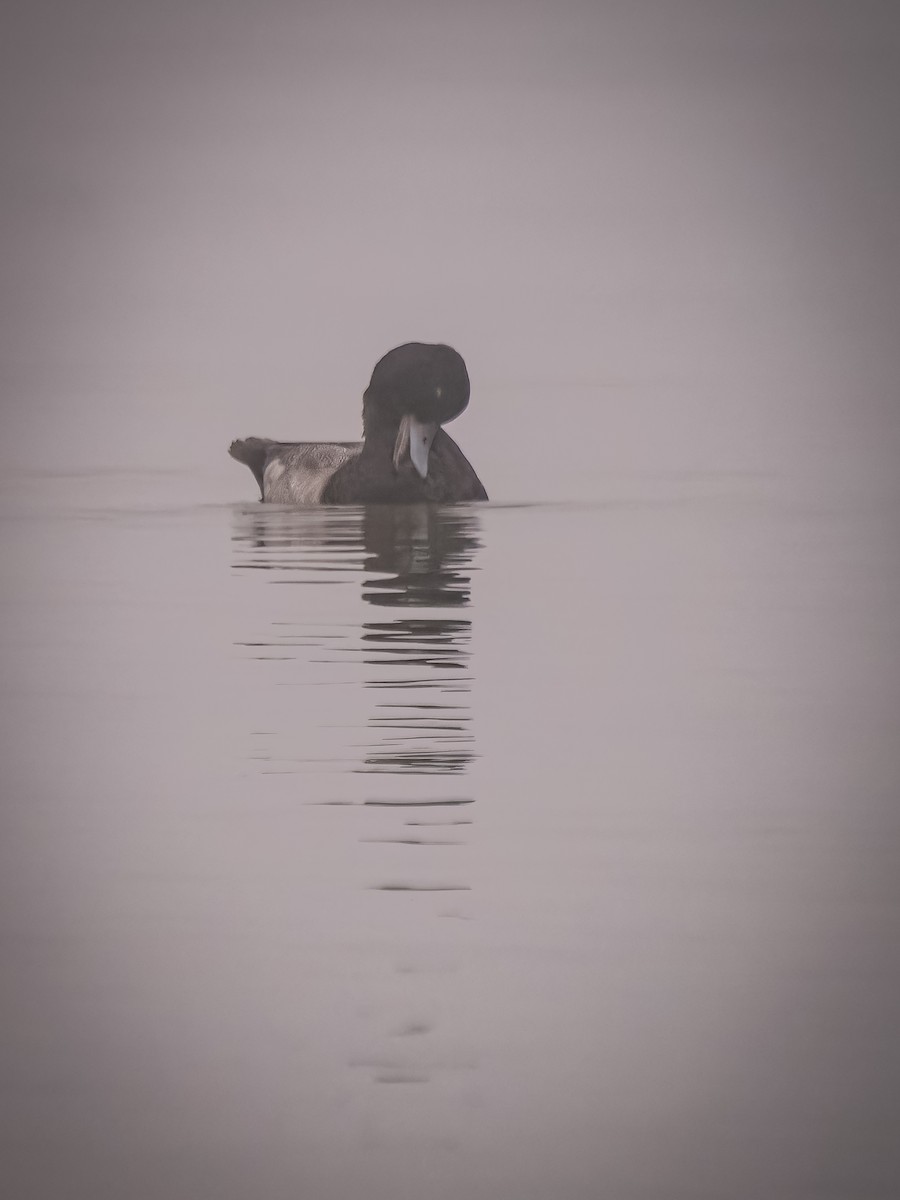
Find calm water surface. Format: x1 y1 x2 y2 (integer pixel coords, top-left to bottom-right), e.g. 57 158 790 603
2 470 898 1199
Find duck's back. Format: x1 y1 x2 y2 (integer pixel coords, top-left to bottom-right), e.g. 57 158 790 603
229 438 361 503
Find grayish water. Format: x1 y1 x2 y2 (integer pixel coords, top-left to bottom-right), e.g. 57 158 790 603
3 468 898 1199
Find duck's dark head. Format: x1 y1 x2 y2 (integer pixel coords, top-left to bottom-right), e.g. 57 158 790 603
362 342 470 479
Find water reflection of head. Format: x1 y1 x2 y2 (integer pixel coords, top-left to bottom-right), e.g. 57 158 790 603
359 506 480 775
361 505 481 609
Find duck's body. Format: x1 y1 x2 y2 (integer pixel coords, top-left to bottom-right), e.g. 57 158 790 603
230 343 487 505
230 429 487 504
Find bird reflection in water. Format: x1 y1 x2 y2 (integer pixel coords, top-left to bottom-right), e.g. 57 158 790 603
232 503 481 1086
359 504 478 776
231 502 481 778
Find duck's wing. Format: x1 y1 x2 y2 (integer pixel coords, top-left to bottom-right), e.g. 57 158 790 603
429 429 488 501
229 438 362 503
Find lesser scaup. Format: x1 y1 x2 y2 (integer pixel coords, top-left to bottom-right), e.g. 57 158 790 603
229 343 487 504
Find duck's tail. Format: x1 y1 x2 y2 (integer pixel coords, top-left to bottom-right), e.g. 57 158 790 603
229 437 274 498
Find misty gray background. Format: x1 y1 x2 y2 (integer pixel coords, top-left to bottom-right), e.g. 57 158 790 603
3 3 900 1200
2 0 899 497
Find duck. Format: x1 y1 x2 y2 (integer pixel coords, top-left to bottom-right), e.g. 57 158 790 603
229 343 488 504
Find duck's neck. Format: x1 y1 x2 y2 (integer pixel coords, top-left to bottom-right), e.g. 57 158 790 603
360 399 400 466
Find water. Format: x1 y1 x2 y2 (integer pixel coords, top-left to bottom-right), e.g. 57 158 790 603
2 469 899 1200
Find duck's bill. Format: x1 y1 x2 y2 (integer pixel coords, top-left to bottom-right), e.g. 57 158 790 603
393 415 439 479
